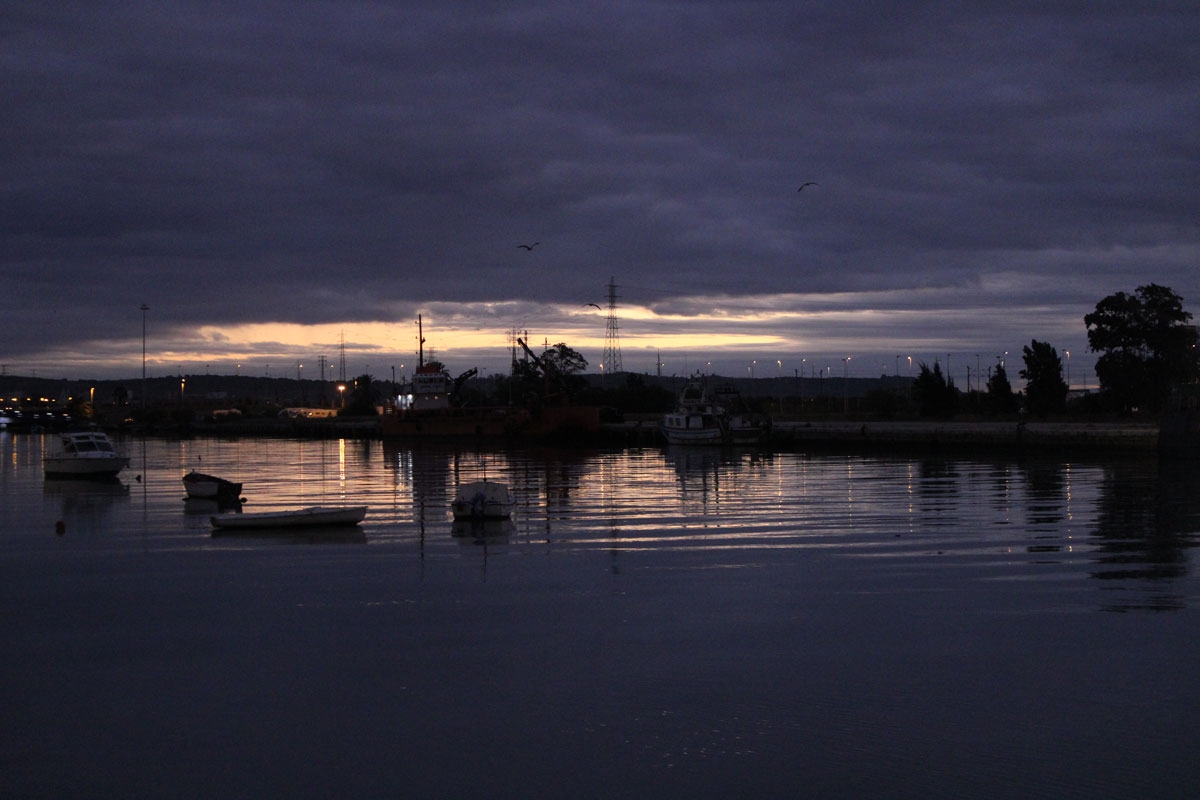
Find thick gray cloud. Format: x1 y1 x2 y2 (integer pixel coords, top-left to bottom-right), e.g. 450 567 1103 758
2 1 1197 383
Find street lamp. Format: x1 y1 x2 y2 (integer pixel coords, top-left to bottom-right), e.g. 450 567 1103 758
842 357 851 415
1065 350 1071 389
140 303 149 409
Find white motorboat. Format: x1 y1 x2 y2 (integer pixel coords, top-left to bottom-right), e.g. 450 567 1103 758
182 470 243 499
44 430 130 479
210 505 367 530
451 480 516 520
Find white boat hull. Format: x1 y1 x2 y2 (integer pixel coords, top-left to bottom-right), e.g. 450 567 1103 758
452 480 516 520
44 431 130 479
211 505 367 530
660 426 727 445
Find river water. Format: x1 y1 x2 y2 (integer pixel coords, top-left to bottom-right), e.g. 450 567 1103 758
3 432 1200 798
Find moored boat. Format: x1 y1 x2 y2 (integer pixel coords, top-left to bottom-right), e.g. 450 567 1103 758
451 480 516 520
210 505 367 530
660 379 729 445
714 383 772 444
660 378 771 445
380 316 599 440
182 470 243 500
44 430 130 479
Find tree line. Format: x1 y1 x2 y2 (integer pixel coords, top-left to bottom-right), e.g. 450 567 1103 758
913 283 1198 418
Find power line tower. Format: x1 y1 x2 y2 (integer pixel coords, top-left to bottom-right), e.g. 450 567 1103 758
338 330 347 383
508 327 529 375
602 276 623 381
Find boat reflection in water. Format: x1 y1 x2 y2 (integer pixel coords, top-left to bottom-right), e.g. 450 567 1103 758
210 524 367 545
43 477 130 535
183 496 243 516
451 516 517 542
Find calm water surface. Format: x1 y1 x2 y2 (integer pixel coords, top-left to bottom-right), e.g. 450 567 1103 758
3 432 1200 798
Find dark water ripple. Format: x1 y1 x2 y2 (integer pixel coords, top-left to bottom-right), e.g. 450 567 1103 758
4 433 1200 798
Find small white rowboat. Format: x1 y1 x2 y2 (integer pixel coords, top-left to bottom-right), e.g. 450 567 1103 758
211 505 367 530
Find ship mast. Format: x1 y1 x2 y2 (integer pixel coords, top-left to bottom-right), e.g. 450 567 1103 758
417 314 425 367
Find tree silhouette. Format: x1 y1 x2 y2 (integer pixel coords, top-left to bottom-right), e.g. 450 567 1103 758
1085 284 1198 413
1020 340 1068 416
914 361 957 417
987 363 1018 415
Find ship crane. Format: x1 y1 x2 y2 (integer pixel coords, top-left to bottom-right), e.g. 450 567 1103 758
516 338 568 403
451 368 478 405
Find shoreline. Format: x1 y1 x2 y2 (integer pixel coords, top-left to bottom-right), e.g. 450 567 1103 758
127 416 1166 456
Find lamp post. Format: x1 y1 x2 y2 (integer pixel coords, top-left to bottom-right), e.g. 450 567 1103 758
140 304 149 409
1065 350 1070 389
842 356 851 415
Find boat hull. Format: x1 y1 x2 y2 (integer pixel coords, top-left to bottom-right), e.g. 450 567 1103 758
381 405 600 440
660 427 727 445
44 431 130 479
451 481 516 520
182 471 243 499
44 456 130 479
210 506 367 530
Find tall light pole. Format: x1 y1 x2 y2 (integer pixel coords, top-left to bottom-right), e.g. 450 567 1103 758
842 356 851 415
1065 350 1070 389
140 304 149 409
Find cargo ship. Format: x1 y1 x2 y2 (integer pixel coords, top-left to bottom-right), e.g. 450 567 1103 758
380 317 599 441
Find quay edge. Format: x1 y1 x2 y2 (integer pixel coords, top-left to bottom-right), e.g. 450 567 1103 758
603 419 1161 455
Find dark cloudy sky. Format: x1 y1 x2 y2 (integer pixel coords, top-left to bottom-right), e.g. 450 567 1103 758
4 2 1197 387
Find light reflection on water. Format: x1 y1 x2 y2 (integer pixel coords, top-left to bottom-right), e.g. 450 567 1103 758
5 432 1200 797
6 433 1197 609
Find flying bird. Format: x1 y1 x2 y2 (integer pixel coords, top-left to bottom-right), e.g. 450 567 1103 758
585 303 602 310
517 242 540 251
797 182 818 192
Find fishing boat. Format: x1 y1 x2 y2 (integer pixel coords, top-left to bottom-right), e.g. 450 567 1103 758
660 379 729 445
44 430 130 479
713 383 772 445
210 505 367 530
451 480 516 520
660 379 772 445
182 470 243 500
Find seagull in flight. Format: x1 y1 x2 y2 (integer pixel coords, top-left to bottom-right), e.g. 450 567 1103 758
517 242 540 251
797 182 818 192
